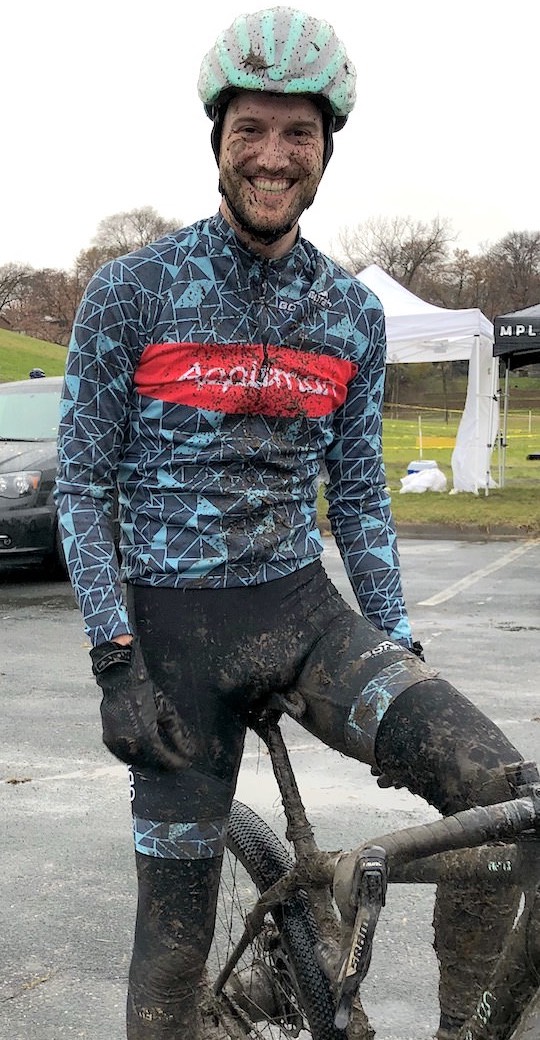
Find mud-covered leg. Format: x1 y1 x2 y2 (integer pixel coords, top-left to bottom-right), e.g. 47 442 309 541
293 605 524 1037
127 854 223 1039
431 878 519 1039
374 679 523 1039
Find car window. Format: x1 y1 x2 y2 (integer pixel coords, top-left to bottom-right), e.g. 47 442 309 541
0 390 61 440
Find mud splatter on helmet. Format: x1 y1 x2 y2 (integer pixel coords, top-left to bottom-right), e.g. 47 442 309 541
198 6 356 165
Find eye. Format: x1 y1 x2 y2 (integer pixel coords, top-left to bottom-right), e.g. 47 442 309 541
288 127 315 143
235 124 261 137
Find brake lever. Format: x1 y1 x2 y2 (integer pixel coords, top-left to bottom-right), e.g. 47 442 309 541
334 845 388 1031
504 761 540 834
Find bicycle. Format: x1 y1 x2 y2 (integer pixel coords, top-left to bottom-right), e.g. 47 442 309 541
203 693 540 1040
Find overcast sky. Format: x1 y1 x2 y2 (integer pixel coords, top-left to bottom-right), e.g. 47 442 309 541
3 0 539 271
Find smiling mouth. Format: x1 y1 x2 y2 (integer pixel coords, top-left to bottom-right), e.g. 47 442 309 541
249 177 294 194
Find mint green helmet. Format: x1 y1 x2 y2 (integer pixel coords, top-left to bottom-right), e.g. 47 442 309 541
198 6 356 131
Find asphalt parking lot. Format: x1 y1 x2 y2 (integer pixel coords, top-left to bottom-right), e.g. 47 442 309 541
1 536 540 1039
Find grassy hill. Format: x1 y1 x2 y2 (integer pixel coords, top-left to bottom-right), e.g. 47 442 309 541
388 369 540 414
0 328 67 382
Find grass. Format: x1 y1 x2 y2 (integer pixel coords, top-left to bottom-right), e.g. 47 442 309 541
319 409 540 537
319 481 540 538
0 328 67 382
383 410 540 487
388 486 540 535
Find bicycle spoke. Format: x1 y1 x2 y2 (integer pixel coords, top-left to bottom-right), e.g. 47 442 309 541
209 849 314 1038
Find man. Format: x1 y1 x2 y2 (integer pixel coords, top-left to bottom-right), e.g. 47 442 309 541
56 8 524 1038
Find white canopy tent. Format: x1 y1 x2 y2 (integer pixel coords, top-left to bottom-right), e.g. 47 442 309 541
356 264 499 492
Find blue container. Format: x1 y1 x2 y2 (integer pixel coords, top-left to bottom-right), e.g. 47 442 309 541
407 459 438 475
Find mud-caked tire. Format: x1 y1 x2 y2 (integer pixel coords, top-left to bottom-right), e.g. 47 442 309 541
210 799 345 1039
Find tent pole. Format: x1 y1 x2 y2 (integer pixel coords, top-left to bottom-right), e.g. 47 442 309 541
501 365 510 488
486 355 498 495
499 374 503 486
474 336 481 496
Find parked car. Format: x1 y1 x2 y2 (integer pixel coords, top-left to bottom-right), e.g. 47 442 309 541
0 376 121 574
0 376 67 571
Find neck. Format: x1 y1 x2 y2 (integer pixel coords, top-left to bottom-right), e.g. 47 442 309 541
219 200 298 260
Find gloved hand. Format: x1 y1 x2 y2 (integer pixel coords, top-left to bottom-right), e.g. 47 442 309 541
410 640 425 661
90 639 196 772
370 764 404 789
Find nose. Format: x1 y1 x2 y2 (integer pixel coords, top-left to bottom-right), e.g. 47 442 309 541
254 130 291 171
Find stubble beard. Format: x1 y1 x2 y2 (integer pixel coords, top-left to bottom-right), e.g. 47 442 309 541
219 167 320 246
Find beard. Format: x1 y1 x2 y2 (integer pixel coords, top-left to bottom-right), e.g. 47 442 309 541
218 163 321 245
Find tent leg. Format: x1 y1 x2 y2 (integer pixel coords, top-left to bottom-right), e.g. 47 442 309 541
501 367 509 489
486 356 499 495
473 336 482 496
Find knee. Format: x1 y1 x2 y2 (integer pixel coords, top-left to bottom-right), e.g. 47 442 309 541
374 679 523 814
129 852 222 1008
130 938 208 1005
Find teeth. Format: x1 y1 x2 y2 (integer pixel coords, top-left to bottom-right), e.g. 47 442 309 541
252 178 291 193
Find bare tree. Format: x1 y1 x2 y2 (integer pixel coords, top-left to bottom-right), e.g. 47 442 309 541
9 268 85 345
10 206 185 341
483 230 540 315
74 244 118 284
425 249 492 312
337 215 454 289
435 232 540 320
0 262 33 317
337 216 455 410
92 205 182 256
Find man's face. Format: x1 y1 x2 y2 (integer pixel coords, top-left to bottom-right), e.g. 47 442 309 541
218 92 325 247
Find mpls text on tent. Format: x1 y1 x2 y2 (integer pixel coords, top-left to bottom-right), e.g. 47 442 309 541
498 324 537 337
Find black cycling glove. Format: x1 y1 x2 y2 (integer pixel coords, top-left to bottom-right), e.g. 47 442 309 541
410 640 425 661
90 639 196 772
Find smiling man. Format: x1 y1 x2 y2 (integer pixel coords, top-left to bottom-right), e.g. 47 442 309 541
218 92 325 251
56 7 526 1039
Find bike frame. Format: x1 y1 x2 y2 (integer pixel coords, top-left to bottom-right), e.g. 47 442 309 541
214 709 540 1040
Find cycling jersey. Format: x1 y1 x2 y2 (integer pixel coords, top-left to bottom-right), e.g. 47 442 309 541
56 212 412 648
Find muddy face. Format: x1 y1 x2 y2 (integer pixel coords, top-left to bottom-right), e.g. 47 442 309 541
218 92 325 256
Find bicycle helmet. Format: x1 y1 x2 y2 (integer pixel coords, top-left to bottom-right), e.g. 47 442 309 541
198 6 356 166
29 368 45 378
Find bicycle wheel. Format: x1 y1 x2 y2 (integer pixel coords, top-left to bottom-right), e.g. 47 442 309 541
208 799 345 1039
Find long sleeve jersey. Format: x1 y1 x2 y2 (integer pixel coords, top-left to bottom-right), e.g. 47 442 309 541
56 213 412 648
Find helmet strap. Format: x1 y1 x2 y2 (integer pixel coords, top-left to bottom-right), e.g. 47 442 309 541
320 113 335 170
210 107 226 164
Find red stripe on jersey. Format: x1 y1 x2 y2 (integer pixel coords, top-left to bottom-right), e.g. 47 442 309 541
134 342 357 418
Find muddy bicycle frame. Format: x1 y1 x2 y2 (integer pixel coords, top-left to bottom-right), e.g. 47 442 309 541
215 703 540 1040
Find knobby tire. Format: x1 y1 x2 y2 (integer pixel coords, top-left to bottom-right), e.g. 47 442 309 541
210 798 345 1039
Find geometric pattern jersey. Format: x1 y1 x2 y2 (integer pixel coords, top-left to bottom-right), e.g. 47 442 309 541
55 212 412 648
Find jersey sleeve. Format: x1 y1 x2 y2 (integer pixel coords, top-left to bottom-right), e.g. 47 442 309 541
324 301 413 647
55 261 145 646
